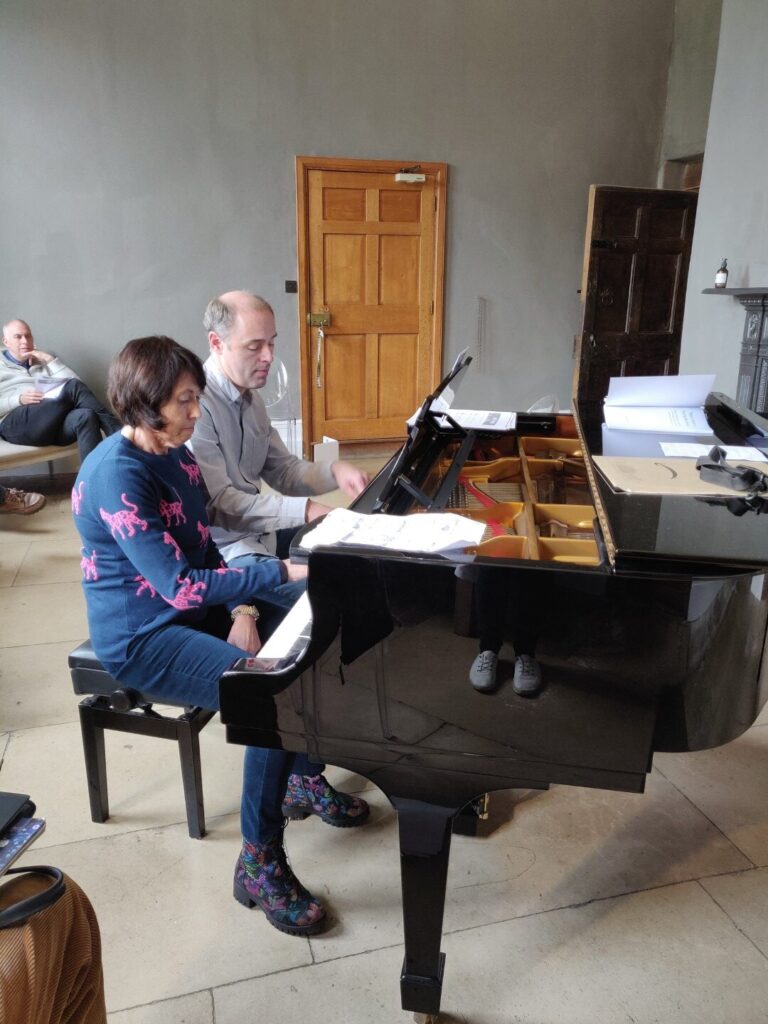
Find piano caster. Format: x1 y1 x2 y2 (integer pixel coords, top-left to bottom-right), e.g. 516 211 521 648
413 1014 440 1023
452 793 490 836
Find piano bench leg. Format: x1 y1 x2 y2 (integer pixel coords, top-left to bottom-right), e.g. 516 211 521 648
176 710 215 840
79 700 109 823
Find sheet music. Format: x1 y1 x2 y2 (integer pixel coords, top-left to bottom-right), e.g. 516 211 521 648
603 374 715 435
301 507 486 555
603 405 711 434
435 408 517 431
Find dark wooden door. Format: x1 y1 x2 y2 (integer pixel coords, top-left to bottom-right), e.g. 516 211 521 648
576 186 698 402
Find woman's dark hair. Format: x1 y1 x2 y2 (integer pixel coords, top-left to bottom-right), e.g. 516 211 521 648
107 336 206 429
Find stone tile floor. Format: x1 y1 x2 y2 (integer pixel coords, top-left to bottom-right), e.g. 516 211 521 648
2 467 768 1023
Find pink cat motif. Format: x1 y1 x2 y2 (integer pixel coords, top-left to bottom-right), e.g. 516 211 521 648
159 487 186 527
197 522 210 548
164 575 207 610
179 459 202 487
134 575 157 598
213 565 244 575
100 494 148 539
80 548 98 581
71 481 85 515
163 531 183 561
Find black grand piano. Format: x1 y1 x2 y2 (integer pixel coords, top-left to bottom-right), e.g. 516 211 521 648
220 359 768 1020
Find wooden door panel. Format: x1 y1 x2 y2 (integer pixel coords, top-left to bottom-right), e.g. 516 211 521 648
592 254 633 332
323 235 365 302
380 235 420 304
379 334 419 418
327 307 420 332
648 205 688 240
577 186 697 402
601 204 641 238
323 335 366 420
639 254 681 332
379 189 421 222
298 157 446 450
322 188 366 220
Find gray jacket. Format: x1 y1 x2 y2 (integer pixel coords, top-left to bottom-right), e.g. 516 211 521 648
189 356 336 560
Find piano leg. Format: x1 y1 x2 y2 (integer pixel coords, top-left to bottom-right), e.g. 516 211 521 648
394 796 458 1018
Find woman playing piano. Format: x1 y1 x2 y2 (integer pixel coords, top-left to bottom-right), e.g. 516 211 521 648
72 336 368 936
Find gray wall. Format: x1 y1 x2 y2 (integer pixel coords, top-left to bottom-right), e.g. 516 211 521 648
659 0 722 169
681 0 768 389
2 0 675 418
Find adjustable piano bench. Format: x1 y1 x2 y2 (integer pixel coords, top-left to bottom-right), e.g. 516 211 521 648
68 640 215 839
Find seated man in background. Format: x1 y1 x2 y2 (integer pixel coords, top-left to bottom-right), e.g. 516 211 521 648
0 319 119 460
190 290 369 618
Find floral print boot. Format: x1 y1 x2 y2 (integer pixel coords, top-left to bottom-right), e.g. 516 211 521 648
282 773 370 827
233 835 326 936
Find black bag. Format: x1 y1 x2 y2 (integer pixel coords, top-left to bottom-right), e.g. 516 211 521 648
0 792 65 929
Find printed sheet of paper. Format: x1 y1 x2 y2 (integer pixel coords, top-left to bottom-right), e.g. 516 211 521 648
37 377 70 400
435 409 517 431
593 456 768 496
660 442 768 462
301 507 486 555
604 374 715 407
603 373 716 434
603 404 711 434
408 400 516 432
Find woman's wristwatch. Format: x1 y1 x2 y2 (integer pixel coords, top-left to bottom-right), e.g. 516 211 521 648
230 604 260 622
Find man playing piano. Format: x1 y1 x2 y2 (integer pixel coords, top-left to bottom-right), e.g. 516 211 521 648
189 289 371 829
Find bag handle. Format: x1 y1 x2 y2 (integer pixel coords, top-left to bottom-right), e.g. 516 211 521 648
0 866 65 929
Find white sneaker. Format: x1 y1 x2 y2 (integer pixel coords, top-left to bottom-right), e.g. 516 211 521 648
513 655 542 697
0 487 46 515
469 650 499 693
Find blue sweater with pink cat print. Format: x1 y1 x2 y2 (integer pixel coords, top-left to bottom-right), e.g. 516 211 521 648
72 432 284 684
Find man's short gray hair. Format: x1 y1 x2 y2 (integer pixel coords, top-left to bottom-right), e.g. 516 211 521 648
203 292 274 340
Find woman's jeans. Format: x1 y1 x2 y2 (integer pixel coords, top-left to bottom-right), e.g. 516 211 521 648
126 608 322 844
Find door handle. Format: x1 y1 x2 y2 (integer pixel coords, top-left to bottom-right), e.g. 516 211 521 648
315 327 324 388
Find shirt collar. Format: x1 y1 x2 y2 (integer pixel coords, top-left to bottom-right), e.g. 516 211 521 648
204 354 246 404
2 349 30 369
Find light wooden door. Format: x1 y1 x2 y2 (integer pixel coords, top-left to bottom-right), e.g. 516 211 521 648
576 185 697 403
296 157 447 452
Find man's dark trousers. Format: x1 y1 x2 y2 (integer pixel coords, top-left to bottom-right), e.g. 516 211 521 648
0 379 120 460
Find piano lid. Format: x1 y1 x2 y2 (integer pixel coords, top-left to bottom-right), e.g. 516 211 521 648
577 393 768 572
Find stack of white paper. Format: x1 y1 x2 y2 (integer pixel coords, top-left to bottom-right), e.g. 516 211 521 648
603 374 715 435
301 507 486 555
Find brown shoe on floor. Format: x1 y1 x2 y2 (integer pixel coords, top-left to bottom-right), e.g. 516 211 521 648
0 487 46 515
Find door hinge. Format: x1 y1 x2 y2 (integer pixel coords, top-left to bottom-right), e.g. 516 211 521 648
430 300 434 315
434 195 437 212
